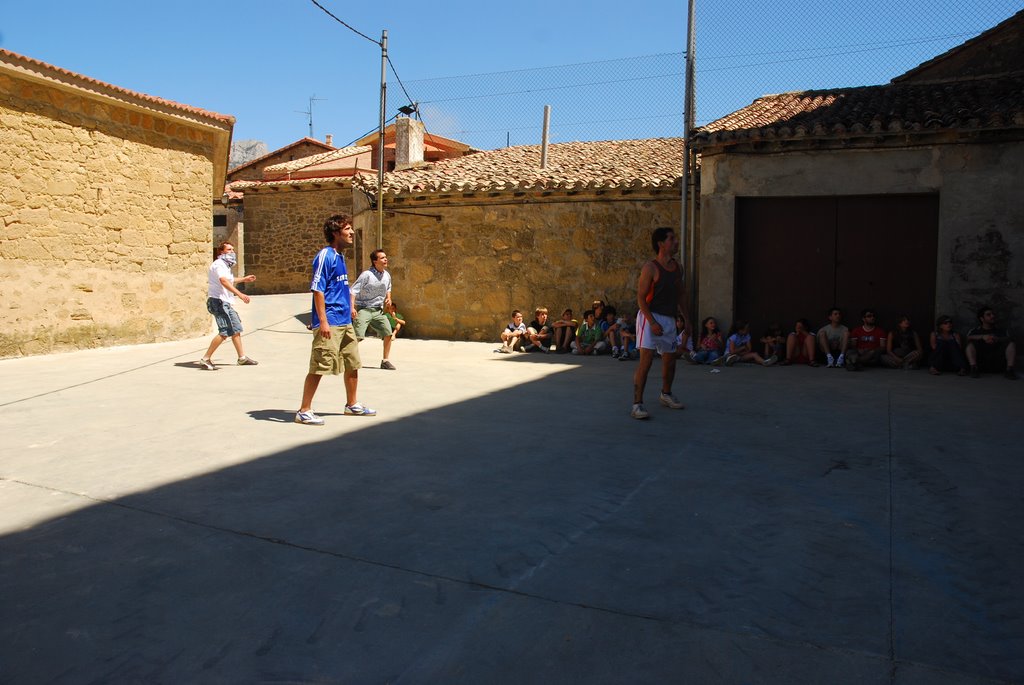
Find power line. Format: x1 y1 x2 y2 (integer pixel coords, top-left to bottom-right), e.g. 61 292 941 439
307 0 381 46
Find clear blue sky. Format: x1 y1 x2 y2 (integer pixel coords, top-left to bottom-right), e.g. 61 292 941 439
2 1 1019 152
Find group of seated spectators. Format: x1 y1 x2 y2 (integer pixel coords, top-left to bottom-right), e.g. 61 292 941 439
496 300 639 360
685 305 1017 380
497 302 1018 381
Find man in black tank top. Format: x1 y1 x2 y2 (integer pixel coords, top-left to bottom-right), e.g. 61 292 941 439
632 227 690 419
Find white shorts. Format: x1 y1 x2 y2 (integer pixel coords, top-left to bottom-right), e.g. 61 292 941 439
636 311 678 355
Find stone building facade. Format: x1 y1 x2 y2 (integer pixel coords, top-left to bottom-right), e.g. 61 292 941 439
237 181 354 294
0 49 233 358
352 139 684 340
689 11 1024 349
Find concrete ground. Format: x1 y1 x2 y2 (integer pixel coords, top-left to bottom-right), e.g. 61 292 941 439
1 293 1022 685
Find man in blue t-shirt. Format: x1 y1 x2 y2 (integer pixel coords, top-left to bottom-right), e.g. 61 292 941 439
296 214 377 425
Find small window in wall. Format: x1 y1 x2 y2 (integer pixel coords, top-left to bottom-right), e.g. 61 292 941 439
213 214 228 227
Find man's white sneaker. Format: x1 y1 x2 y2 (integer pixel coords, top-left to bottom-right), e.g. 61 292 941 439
295 411 324 425
631 403 650 420
826 354 835 368
198 358 216 370
836 354 845 368
659 392 684 409
345 403 377 416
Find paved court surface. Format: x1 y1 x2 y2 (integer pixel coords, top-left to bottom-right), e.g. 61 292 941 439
1 294 1022 684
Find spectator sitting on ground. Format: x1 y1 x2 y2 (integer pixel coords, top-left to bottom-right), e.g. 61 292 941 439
572 309 607 355
496 309 527 353
673 314 691 361
929 314 968 376
592 299 606 324
384 301 406 339
817 307 850 368
724 320 773 366
551 308 577 354
618 310 637 361
965 306 1017 380
691 316 724 364
882 314 923 370
781 318 818 366
523 307 554 352
846 308 887 371
760 322 784 363
603 306 626 359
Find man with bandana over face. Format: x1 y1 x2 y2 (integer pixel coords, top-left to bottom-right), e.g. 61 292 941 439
198 241 258 370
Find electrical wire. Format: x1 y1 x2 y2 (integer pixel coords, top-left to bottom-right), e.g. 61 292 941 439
307 0 381 46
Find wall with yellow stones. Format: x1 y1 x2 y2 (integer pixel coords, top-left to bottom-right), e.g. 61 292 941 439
352 189 681 341
0 71 221 358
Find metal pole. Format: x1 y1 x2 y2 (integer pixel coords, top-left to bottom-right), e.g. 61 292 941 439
377 29 388 250
681 0 697 320
540 105 551 168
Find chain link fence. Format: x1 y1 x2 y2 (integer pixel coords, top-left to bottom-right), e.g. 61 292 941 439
404 1 1020 151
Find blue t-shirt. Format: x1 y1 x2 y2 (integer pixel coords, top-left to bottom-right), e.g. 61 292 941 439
727 332 751 352
309 246 352 328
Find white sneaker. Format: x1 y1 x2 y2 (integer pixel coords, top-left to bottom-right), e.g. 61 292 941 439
826 354 835 368
724 354 739 367
631 403 650 419
344 403 377 416
659 392 684 409
836 354 845 368
295 411 324 425
764 354 777 366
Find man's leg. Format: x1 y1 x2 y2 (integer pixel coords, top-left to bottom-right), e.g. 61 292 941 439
203 334 225 360
382 334 392 360
660 352 677 395
344 370 359 406
634 348 655 404
299 374 322 413
230 333 245 358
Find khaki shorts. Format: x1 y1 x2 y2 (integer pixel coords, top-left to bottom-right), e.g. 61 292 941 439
353 307 393 338
308 325 362 375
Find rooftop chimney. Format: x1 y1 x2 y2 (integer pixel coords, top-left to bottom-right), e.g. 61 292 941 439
395 116 425 170
325 133 334 147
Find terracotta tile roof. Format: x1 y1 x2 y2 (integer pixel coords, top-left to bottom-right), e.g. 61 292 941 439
0 48 234 125
692 74 1024 148
227 137 334 174
263 146 372 174
228 176 354 191
354 138 684 196
894 9 1024 83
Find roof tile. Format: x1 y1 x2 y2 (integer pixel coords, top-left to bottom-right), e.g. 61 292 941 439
354 138 684 196
693 74 1024 147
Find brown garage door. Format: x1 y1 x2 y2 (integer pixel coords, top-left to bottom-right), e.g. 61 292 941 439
734 195 938 340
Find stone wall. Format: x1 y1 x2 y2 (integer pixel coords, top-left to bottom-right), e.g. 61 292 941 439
243 184 354 294
352 189 681 341
0 71 223 358
697 141 1024 351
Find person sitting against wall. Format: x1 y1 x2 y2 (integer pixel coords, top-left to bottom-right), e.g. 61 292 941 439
816 307 850 368
781 318 817 366
523 307 554 352
928 314 968 376
551 308 577 354
965 306 1017 380
845 308 887 372
882 314 924 370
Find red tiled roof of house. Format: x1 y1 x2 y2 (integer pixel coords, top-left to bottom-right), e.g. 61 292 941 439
353 138 684 196
0 48 234 125
692 74 1024 148
263 146 372 174
228 176 355 191
227 137 335 175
